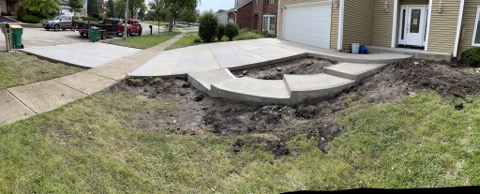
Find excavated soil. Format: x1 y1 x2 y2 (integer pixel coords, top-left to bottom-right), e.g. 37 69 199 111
231 57 334 80
107 59 479 157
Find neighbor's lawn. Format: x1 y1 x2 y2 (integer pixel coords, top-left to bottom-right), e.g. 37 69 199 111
0 90 478 193
165 34 201 50
105 33 179 49
0 52 85 89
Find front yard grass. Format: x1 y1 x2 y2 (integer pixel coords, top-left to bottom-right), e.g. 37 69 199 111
165 34 201 50
105 33 179 49
0 88 478 192
0 52 85 89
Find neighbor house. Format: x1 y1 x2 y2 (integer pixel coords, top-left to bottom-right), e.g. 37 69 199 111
216 9 229 24
228 0 279 34
0 0 19 16
278 0 480 59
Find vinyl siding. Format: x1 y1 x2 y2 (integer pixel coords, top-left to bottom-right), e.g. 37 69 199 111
461 0 480 51
0 0 7 14
278 0 337 49
342 0 373 52
427 0 461 53
372 0 395 47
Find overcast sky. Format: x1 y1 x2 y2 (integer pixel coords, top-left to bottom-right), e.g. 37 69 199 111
144 0 233 12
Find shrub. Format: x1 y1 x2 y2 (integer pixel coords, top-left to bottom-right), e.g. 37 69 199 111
17 6 27 21
236 31 263 40
198 10 219 43
461 47 480 67
21 15 40 23
193 38 202 43
217 23 225 41
225 22 239 41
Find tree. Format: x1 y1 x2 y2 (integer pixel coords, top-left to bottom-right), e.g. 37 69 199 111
198 10 218 42
107 0 115 18
68 0 84 14
180 8 198 24
19 0 61 14
87 0 99 18
114 0 145 19
161 0 201 32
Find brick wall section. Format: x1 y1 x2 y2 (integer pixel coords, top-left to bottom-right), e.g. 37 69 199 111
252 0 279 31
235 1 254 29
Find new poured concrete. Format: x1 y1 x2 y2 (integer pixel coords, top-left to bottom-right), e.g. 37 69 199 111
22 42 141 68
323 63 387 81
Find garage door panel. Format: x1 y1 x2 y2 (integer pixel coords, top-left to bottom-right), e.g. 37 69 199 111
283 2 331 49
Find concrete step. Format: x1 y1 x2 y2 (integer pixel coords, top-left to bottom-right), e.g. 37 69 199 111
322 63 386 81
283 74 355 103
187 68 236 95
211 77 291 104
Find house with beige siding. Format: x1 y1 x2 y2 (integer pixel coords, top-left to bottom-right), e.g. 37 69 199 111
278 0 480 59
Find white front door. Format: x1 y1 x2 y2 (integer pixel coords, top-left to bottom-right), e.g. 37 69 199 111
398 5 428 47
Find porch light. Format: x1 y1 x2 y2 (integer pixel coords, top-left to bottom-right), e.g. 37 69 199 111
385 2 389 13
438 1 443 13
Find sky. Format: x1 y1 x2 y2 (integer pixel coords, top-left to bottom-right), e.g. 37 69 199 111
144 0 233 12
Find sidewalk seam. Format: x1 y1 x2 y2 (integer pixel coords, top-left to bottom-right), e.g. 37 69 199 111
6 89 38 114
53 80 89 96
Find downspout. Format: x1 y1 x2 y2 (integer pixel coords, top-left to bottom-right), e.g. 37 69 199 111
277 0 281 38
234 11 237 24
391 0 398 48
337 0 344 51
425 0 433 51
453 0 465 58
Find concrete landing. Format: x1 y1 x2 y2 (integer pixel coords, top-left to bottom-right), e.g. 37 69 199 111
284 74 355 103
366 45 452 61
322 63 387 81
22 42 141 68
187 68 236 95
211 77 291 104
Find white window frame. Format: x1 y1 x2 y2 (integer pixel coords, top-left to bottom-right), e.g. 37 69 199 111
472 6 480 47
255 0 259 6
262 15 275 34
269 0 275 5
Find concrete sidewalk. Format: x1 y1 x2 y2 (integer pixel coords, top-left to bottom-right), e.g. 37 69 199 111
0 31 187 126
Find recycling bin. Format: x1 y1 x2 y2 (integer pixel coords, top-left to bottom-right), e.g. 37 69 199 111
10 24 23 49
89 26 99 42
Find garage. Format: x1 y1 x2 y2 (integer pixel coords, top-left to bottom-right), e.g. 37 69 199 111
283 2 332 49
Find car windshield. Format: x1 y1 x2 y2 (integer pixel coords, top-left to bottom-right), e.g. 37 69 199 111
53 16 61 20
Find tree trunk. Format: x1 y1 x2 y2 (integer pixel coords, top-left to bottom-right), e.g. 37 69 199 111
169 18 174 32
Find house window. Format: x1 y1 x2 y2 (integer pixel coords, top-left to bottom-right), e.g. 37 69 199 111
268 0 275 4
262 15 275 34
473 6 480 46
255 0 259 6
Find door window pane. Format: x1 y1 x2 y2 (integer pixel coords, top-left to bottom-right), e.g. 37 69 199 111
410 9 421 33
401 9 406 39
269 17 275 31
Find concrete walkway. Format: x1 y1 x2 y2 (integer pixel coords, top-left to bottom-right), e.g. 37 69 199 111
0 31 187 126
129 38 411 77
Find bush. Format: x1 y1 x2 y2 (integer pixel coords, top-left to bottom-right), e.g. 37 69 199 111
225 22 239 41
217 23 225 41
236 31 263 40
21 15 40 23
193 38 202 43
461 47 480 67
17 6 27 21
198 10 219 43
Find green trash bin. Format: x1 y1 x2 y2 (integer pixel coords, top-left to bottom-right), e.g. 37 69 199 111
10 24 23 49
89 26 99 42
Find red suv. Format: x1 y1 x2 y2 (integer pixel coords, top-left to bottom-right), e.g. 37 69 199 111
118 19 142 37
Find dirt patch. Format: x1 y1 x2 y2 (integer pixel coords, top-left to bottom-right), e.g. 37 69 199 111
231 57 334 80
107 59 479 157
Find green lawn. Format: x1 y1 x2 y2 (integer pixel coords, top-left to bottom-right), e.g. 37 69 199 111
0 89 478 192
105 33 179 49
165 34 201 50
0 52 85 89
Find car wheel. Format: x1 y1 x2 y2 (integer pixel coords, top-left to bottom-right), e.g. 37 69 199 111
54 24 60 31
80 32 85 37
138 30 142 36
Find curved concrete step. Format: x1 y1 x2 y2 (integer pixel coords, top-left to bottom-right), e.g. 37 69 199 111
211 77 291 104
187 68 236 95
322 63 386 81
283 74 355 103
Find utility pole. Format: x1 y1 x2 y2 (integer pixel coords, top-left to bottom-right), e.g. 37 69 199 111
123 0 129 39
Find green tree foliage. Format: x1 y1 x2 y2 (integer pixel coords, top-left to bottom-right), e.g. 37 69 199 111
87 0 99 18
107 0 115 18
160 0 201 32
180 8 198 23
225 22 239 41
19 0 61 14
198 10 218 43
114 0 145 19
68 0 84 13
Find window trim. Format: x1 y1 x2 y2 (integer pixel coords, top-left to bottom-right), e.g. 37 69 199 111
472 6 480 47
269 0 275 4
255 0 259 6
262 15 275 34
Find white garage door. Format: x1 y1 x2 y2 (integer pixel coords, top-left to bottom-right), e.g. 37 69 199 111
283 2 332 49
